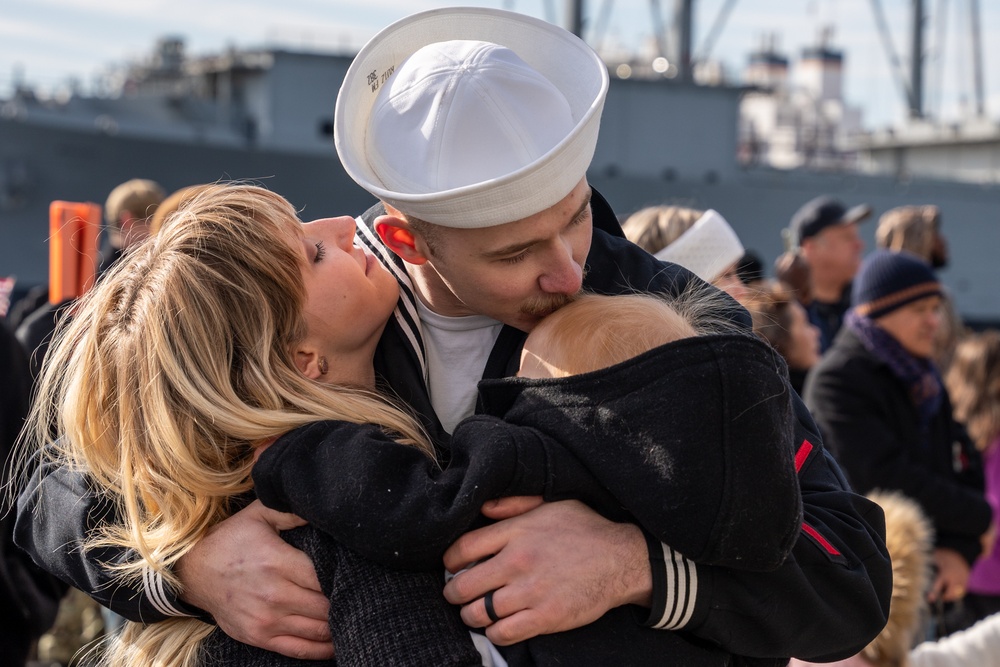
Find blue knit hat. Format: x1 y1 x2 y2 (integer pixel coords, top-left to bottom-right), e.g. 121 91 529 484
852 250 942 319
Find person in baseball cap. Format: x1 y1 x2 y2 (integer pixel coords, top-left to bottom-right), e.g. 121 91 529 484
789 196 872 248
788 195 872 351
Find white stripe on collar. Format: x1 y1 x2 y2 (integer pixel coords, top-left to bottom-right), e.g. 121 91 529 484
354 218 427 382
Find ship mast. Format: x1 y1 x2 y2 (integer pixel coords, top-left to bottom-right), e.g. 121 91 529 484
565 0 584 39
969 0 985 116
870 0 987 120
909 0 924 118
868 0 923 118
564 0 693 79
670 0 694 81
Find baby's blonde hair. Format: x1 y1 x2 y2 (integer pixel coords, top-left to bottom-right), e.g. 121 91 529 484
521 288 740 378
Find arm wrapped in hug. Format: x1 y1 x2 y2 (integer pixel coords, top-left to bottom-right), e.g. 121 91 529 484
254 333 802 573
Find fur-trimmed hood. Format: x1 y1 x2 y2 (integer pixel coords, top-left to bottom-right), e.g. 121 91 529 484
863 490 935 667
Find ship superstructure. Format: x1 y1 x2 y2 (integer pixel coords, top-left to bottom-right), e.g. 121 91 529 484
3 1 1000 321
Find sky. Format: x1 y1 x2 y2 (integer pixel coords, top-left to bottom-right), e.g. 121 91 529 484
2 0 998 130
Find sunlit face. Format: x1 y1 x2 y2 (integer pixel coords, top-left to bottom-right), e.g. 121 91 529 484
417 179 593 332
875 295 943 359
784 301 821 370
805 222 865 285
296 216 399 370
713 263 748 303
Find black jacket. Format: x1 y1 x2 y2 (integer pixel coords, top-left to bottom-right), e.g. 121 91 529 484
252 334 803 666
808 284 852 353
0 321 65 666
200 526 482 667
15 189 892 664
804 325 991 565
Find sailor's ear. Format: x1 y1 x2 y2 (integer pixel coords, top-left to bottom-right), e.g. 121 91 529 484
375 214 429 265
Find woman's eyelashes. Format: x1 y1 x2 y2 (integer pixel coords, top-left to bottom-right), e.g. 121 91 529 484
314 241 326 263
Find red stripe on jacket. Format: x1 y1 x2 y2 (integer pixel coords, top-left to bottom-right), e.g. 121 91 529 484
795 440 842 556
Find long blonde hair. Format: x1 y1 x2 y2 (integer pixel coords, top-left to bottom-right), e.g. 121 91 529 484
947 330 1000 452
23 183 431 666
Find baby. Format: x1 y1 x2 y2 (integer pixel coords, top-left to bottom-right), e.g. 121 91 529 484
253 290 800 667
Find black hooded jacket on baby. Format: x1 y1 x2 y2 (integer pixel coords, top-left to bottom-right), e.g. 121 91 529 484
250 333 802 666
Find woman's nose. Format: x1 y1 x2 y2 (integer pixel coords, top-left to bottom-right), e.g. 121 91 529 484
302 216 357 248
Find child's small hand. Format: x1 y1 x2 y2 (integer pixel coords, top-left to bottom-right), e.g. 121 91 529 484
253 436 278 463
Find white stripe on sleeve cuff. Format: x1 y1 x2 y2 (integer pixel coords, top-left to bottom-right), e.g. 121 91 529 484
651 543 698 630
142 563 192 617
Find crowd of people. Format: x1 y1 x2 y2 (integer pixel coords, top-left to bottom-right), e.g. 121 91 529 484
0 6 997 667
620 190 1000 665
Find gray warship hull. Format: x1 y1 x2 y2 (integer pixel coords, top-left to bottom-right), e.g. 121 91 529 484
2 45 999 322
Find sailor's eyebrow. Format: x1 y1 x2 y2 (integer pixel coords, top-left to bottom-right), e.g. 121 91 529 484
480 190 593 259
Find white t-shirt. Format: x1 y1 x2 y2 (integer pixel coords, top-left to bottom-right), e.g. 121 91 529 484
415 300 508 666
415 299 504 434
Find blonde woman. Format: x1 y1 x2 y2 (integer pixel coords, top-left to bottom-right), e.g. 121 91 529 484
20 184 483 666
18 184 806 666
621 206 747 302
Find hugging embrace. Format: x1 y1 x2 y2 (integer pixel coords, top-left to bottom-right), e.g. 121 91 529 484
16 7 891 667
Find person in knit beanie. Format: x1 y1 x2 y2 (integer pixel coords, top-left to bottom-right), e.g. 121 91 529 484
875 206 963 372
850 249 943 323
806 250 996 638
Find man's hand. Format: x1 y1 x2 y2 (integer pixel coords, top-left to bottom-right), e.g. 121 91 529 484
928 547 971 603
442 497 651 646
176 500 334 660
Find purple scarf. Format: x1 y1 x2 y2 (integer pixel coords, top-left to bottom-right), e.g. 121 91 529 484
845 309 942 441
